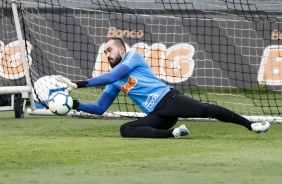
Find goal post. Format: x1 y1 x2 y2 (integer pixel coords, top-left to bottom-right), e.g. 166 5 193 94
1 0 282 122
0 0 36 118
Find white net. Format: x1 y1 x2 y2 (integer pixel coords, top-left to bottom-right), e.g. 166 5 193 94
1 0 282 122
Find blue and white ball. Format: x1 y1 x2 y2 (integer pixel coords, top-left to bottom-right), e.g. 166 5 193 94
48 91 73 115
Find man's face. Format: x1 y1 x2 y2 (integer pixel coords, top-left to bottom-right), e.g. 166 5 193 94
104 40 123 68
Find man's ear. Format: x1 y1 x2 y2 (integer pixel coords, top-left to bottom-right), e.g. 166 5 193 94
119 46 126 54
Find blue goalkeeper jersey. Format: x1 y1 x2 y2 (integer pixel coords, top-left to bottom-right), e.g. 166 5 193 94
104 51 171 114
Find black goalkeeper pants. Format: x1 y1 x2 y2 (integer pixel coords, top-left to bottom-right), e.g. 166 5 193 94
120 89 253 138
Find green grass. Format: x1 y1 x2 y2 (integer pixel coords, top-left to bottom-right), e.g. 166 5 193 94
0 110 282 184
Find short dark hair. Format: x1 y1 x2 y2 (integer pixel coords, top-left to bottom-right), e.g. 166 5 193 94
105 37 126 51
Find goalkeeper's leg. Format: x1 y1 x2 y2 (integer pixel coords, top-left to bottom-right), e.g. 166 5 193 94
154 90 269 133
120 115 179 138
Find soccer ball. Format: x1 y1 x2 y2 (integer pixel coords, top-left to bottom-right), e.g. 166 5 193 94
48 91 73 115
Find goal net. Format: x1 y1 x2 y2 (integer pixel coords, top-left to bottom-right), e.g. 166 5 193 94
1 0 282 122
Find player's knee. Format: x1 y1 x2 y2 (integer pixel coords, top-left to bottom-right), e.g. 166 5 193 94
120 124 128 137
203 104 220 118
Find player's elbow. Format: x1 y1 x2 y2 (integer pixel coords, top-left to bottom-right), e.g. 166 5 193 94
79 102 107 115
95 105 107 115
95 109 105 115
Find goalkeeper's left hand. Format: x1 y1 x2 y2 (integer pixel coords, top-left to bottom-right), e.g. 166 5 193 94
55 75 78 93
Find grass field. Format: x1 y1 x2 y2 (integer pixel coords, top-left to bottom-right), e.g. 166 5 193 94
0 110 282 184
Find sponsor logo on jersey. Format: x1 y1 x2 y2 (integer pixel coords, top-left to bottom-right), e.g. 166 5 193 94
258 45 282 85
121 76 137 94
142 93 159 110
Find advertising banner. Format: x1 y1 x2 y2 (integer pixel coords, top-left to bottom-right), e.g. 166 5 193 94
1 10 282 91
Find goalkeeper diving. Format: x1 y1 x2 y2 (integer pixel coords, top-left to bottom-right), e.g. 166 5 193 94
56 37 270 138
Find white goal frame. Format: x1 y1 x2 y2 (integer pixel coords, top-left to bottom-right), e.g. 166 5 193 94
0 0 35 117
